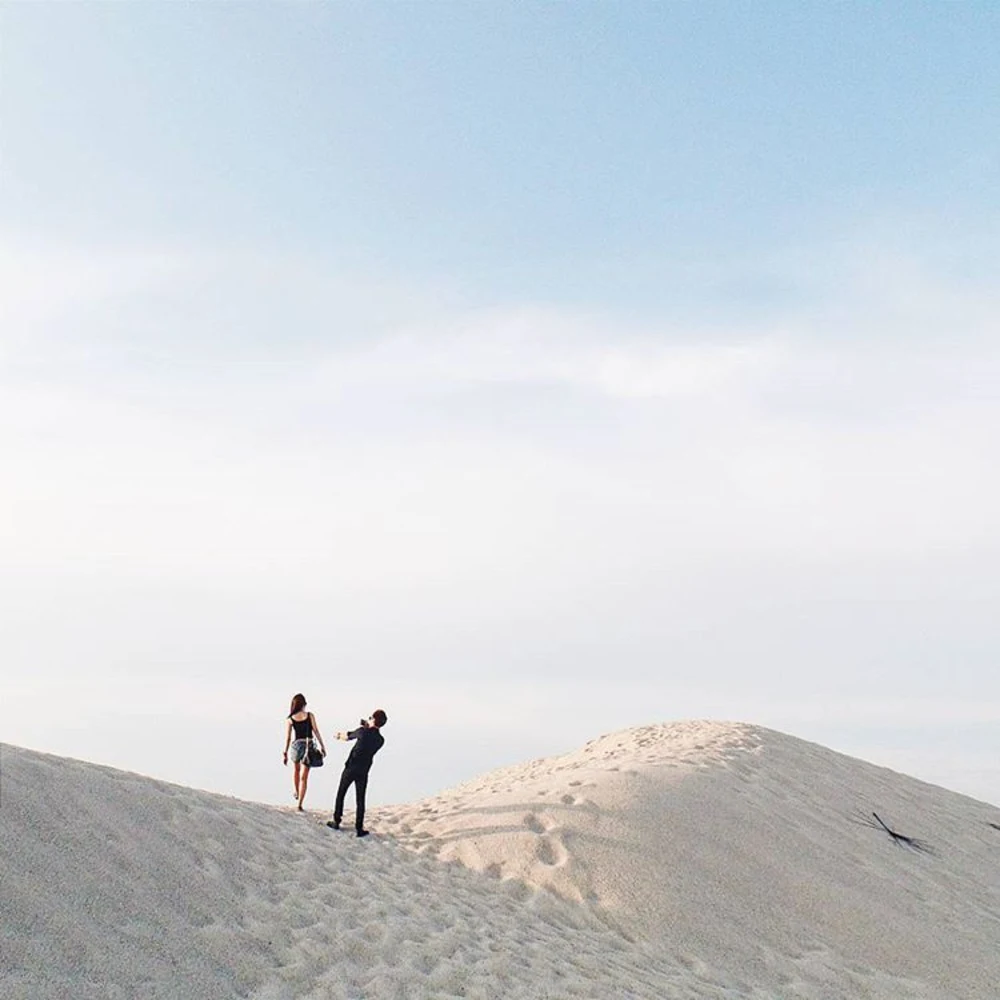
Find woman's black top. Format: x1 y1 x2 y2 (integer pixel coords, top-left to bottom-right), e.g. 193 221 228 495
290 714 313 740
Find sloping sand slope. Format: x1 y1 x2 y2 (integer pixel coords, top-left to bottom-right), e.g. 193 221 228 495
3 722 999 999
383 721 1000 998
0 741 727 1000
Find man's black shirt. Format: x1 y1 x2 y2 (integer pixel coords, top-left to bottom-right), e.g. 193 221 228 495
344 726 384 773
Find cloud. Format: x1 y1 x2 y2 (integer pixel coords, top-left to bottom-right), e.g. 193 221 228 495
3 235 999 577
2 232 998 804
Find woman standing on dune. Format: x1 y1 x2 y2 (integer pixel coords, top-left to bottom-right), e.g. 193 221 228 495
283 693 326 811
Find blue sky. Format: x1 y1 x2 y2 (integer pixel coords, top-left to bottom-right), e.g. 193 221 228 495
2 3 998 807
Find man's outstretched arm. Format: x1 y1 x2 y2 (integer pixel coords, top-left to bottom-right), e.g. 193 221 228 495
336 726 366 741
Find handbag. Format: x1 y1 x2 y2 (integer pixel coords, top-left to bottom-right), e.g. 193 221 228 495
305 739 324 768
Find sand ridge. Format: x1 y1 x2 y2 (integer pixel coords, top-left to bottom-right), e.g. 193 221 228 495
4 721 1000 998
382 721 1000 998
0 739 741 1000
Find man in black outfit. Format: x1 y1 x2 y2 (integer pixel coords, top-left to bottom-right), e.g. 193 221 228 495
326 709 387 838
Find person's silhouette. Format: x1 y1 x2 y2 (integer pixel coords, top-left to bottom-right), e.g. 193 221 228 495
327 709 387 837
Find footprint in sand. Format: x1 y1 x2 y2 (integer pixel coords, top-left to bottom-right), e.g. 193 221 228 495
523 813 545 834
536 837 558 866
536 829 570 868
522 812 569 867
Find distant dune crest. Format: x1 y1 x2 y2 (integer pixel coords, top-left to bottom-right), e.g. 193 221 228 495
443 720 763 801
575 718 762 766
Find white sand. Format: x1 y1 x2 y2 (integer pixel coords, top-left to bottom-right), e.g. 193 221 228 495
3 721 1000 998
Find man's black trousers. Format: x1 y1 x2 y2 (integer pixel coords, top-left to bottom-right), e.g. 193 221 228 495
334 767 369 832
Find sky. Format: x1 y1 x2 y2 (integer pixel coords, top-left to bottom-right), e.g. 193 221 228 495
1 2 998 809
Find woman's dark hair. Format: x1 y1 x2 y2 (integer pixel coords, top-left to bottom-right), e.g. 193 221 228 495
372 709 388 728
289 693 307 716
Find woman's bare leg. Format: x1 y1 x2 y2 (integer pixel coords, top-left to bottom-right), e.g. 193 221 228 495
293 760 302 801
297 766 310 811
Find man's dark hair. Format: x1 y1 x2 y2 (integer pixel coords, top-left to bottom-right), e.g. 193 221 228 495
372 709 388 728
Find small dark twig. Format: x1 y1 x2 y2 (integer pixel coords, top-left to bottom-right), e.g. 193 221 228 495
871 812 932 854
989 821 1000 832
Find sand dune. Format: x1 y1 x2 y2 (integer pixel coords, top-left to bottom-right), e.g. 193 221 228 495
3 722 999 998
383 721 1000 997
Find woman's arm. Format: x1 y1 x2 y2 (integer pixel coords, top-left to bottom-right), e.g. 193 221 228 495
309 713 326 754
282 718 292 764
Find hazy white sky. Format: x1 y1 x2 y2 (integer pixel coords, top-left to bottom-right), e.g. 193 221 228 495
2 3 998 807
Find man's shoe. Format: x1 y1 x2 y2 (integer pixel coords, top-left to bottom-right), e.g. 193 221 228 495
356 829 370 838
326 820 341 830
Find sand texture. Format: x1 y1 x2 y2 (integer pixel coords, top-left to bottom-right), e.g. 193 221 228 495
3 721 1000 998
